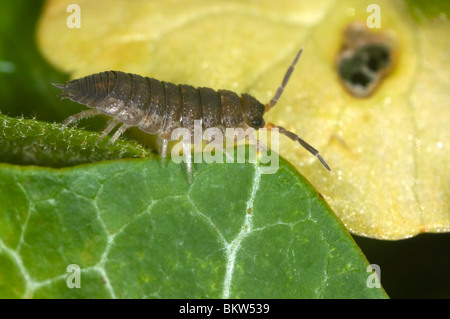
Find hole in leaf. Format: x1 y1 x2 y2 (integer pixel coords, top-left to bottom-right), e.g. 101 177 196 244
336 22 396 98
351 71 371 87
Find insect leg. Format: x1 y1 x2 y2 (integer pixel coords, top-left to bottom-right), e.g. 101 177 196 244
182 139 193 183
247 135 268 166
62 109 102 127
248 135 268 153
266 122 331 172
107 123 131 145
160 138 169 167
96 118 120 143
223 147 234 162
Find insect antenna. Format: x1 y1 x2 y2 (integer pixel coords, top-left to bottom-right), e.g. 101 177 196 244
266 123 331 172
266 48 303 111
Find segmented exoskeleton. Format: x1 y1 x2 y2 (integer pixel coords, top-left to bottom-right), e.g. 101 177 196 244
54 49 331 177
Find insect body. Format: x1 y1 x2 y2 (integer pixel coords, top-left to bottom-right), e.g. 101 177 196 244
54 49 331 174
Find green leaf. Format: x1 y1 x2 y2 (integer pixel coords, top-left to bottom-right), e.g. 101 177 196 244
0 113 153 167
0 115 387 298
0 158 387 298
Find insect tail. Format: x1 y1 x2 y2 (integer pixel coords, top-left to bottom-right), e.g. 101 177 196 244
53 82 80 99
266 122 331 172
52 83 66 89
52 83 72 99
265 48 303 112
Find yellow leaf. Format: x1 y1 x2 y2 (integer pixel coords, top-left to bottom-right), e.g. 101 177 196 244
37 0 450 239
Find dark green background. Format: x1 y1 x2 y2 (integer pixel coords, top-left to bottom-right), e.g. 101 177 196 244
0 0 449 298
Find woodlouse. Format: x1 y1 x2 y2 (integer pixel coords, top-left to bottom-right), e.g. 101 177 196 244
54 48 331 176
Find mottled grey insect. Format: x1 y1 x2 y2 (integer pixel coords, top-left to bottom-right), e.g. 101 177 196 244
54 48 331 175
